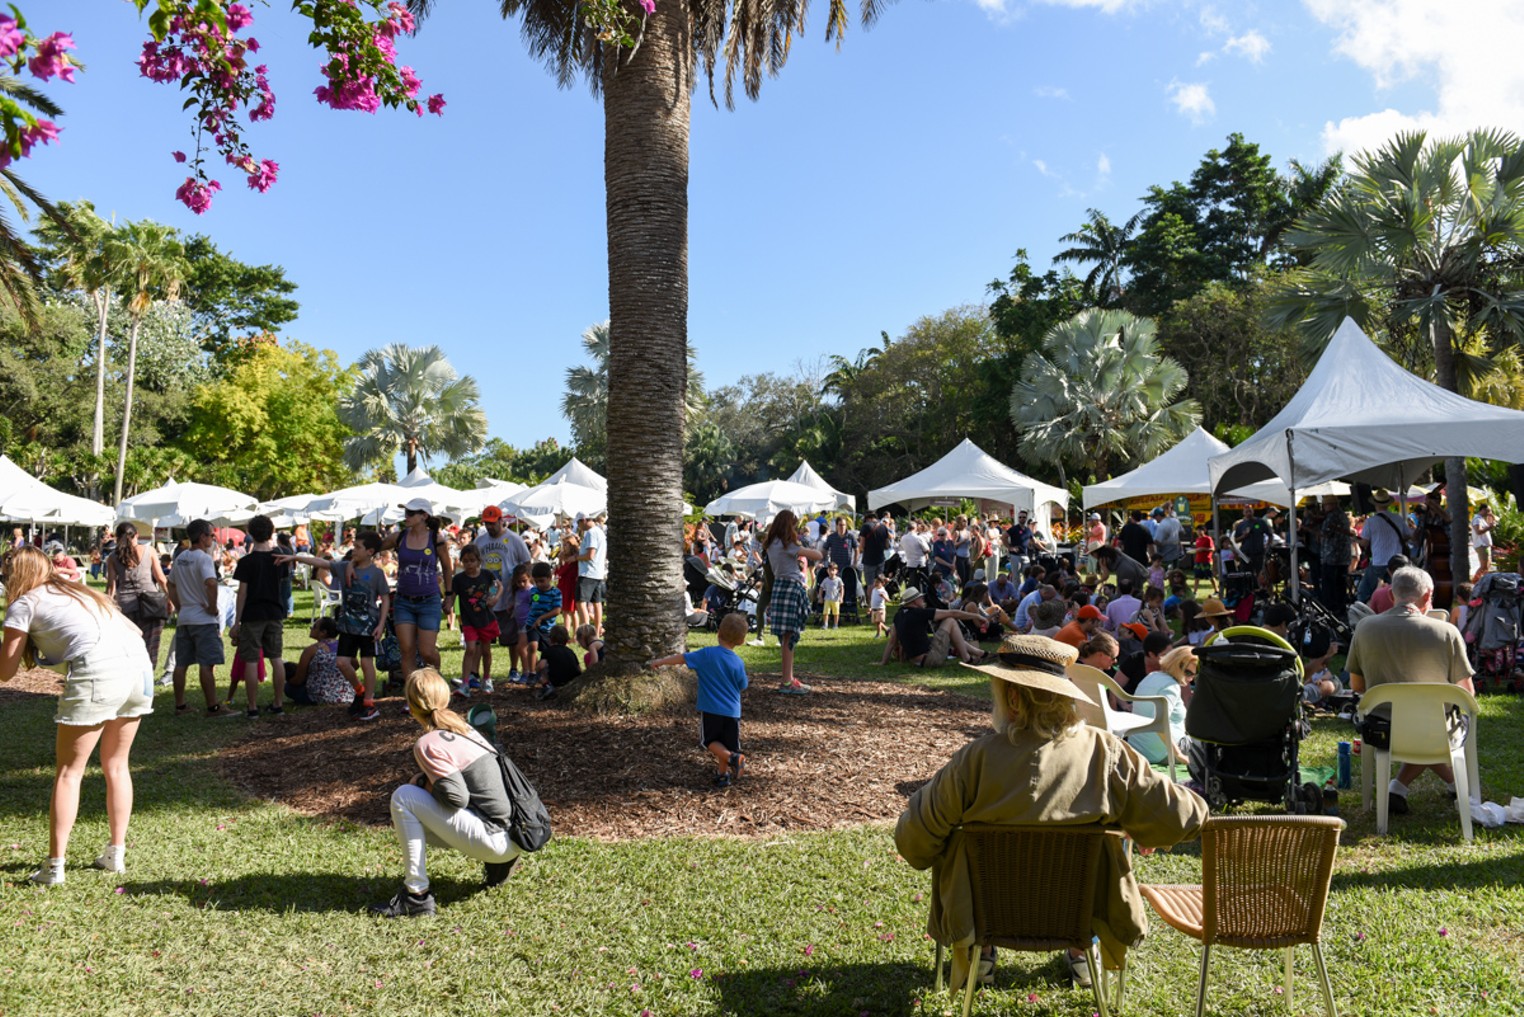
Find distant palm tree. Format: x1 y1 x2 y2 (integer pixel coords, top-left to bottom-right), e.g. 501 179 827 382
1053 208 1141 306
36 201 121 459
560 320 705 454
104 220 186 504
1011 308 1200 482
0 74 70 327
1270 128 1524 590
340 343 487 474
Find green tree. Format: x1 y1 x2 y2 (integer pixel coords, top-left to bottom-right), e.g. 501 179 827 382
179 234 300 365
435 436 568 489
1053 208 1140 306
339 343 486 475
987 249 1087 360
1011 308 1200 483
178 341 356 499
1269 128 1524 589
103 220 186 504
682 419 736 505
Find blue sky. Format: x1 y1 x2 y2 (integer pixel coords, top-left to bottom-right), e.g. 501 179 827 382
29 0 1519 453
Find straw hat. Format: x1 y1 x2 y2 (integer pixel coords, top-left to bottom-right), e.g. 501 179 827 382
962 634 1096 706
1200 596 1232 618
1369 488 1393 507
898 586 927 605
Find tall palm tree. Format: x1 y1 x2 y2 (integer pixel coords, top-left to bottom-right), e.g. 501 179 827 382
103 220 186 505
1011 308 1200 483
36 201 121 459
1269 128 1524 590
410 0 888 673
1053 208 1140 306
339 343 487 474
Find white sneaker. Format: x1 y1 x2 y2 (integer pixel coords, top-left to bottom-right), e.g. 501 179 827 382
92 848 126 874
748 638 765 647
28 865 65 886
482 679 495 694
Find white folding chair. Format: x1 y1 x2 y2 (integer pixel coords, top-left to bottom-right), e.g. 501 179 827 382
1068 663 1179 782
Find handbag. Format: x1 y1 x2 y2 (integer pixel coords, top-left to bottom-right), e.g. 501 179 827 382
136 588 169 621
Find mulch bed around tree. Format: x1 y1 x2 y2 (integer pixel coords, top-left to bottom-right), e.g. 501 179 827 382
220 674 993 841
0 667 65 700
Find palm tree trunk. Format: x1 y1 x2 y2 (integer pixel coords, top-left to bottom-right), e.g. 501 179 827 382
600 5 692 672
407 438 419 476
92 288 110 458
112 317 142 505
1432 314 1471 591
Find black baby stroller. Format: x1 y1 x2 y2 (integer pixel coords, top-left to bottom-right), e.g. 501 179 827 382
700 563 762 631
1184 626 1321 813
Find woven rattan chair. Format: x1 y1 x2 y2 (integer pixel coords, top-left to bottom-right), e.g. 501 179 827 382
1140 815 1344 1017
933 824 1126 1017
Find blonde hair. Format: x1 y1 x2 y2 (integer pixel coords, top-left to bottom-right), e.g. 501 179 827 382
991 680 1080 743
3 546 123 667
1158 645 1197 683
404 668 475 736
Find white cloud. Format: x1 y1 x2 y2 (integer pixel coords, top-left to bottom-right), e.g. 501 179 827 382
1223 29 1271 63
1032 158 1057 178
1167 80 1216 124
1195 50 1216 66
1031 0 1144 12
1198 5 1229 34
1097 152 1112 177
1304 0 1524 156
1034 85 1071 100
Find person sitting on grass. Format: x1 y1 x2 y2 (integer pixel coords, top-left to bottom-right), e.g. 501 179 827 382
449 545 502 696
277 533 390 722
649 612 750 789
285 617 348 706
881 587 990 668
534 624 582 700
575 623 605 669
371 668 521 919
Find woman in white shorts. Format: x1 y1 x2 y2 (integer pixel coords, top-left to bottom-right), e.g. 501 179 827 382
1 545 154 885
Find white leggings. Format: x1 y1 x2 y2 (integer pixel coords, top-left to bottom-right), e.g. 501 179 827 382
389 783 520 894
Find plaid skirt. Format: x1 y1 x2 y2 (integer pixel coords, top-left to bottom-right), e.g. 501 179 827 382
769 578 810 646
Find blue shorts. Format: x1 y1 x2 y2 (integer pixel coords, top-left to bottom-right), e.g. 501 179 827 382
392 593 443 632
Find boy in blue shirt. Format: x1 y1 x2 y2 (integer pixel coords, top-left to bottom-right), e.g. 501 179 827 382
650 612 750 788
524 561 562 678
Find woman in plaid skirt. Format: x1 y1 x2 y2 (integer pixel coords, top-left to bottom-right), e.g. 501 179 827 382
763 510 821 695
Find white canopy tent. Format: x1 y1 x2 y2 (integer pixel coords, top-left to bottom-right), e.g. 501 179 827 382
705 480 839 521
867 438 1069 533
501 478 606 528
468 477 528 516
118 479 258 527
543 457 607 493
395 466 475 522
1083 427 1350 510
0 455 115 527
1207 318 1524 596
304 480 408 525
785 460 855 512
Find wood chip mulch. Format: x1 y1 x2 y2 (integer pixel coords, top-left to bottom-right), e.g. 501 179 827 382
219 674 993 841
0 667 65 700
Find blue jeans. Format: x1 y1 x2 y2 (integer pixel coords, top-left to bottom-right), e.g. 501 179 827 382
393 592 443 631
1356 565 1387 604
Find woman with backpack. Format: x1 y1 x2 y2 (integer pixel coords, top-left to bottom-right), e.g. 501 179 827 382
372 667 520 918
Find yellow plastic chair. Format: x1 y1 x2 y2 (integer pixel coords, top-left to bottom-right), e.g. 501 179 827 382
1356 682 1481 840
1068 663 1179 782
1141 815 1344 1017
932 824 1126 1017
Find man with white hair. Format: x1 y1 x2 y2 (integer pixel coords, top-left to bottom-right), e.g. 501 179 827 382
1346 565 1474 815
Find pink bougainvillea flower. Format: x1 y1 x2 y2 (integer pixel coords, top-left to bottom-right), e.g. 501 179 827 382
246 159 278 192
427 93 446 115
27 32 76 83
225 4 255 32
639 0 656 13
172 151 187 163
689 968 703 980
174 176 221 215
0 15 25 58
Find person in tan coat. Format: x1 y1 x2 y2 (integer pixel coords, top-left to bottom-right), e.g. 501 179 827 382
895 634 1208 992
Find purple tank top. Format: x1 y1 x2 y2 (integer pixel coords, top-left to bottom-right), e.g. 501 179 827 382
396 534 441 598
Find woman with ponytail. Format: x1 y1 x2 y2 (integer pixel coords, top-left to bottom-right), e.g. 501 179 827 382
1 545 154 885
105 519 170 669
372 667 520 918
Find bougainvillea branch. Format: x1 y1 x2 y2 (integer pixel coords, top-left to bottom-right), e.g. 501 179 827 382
0 7 74 170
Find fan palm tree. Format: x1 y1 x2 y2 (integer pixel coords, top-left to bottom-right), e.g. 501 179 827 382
1011 308 1200 483
409 0 889 673
103 220 186 504
339 343 487 475
1053 208 1141 306
1269 128 1524 590
35 201 121 459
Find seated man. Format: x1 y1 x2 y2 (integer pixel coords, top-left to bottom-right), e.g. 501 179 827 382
881 587 989 668
1348 565 1474 814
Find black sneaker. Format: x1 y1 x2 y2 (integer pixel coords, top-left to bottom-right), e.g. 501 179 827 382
347 691 365 718
713 772 732 789
358 704 381 722
369 889 436 918
246 709 261 719
1388 791 1410 815
484 857 519 887
264 704 285 715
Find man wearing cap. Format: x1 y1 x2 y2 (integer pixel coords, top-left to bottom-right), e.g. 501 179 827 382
1005 511 1031 574
1054 604 1103 648
475 506 531 665
1357 491 1412 603
896 634 1208 991
1083 512 1108 565
881 587 990 668
576 512 608 636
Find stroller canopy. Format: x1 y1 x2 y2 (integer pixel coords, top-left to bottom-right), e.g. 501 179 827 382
1186 633 1303 745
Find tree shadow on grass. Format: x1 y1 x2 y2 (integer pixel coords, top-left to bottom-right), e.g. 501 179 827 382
104 870 486 914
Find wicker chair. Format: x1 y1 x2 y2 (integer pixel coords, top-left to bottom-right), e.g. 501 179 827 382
1140 815 1344 1017
933 824 1127 1017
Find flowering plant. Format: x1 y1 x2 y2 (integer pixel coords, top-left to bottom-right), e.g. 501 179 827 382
0 7 73 169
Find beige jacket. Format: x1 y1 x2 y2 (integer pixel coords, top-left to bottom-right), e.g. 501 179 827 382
894 723 1207 985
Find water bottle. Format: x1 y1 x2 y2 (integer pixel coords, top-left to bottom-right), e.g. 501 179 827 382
1337 741 1352 789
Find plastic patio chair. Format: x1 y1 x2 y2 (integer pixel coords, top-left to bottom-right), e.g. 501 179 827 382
1356 682 1481 840
932 824 1126 1017
1141 815 1345 1017
1068 663 1179 782
312 584 341 622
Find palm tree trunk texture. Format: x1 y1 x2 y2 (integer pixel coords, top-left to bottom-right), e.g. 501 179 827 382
92 289 110 457
1432 315 1471 592
113 319 141 506
599 6 692 672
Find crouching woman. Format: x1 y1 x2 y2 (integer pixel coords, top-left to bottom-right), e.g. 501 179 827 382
894 635 1207 992
373 668 520 918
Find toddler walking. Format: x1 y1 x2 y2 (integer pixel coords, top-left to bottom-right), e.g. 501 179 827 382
819 563 843 629
650 613 750 788
868 575 888 637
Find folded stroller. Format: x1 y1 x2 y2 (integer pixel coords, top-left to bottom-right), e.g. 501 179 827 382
1185 626 1320 813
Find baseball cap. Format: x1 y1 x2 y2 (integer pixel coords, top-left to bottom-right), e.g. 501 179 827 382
1077 605 1103 620
398 497 433 515
481 505 503 523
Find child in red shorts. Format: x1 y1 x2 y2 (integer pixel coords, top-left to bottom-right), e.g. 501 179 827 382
450 545 502 695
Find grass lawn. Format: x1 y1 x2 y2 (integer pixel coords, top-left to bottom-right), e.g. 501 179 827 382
1 589 1521 1015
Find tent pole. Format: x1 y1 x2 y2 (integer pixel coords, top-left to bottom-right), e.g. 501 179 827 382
1285 431 1299 603
1211 492 1221 589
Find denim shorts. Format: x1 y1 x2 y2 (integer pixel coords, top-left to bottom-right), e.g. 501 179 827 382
56 641 155 726
392 592 443 632
174 622 225 667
